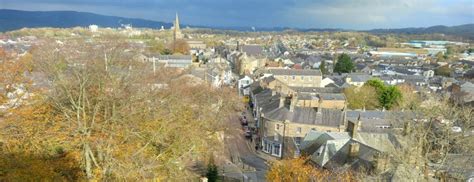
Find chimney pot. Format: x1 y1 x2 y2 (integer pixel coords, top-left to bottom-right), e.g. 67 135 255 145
279 96 285 108
349 143 360 158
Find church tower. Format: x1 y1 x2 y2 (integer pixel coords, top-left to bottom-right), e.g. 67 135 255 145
173 12 183 40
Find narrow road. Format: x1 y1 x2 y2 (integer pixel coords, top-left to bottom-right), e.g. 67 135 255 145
224 111 268 181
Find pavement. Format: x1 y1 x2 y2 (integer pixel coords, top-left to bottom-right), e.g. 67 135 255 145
223 110 269 182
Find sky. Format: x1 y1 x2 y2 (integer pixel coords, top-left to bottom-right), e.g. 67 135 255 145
1 0 473 30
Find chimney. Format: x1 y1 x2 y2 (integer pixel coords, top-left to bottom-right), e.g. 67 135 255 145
289 94 298 112
279 95 286 108
349 114 361 138
349 143 360 159
339 107 347 131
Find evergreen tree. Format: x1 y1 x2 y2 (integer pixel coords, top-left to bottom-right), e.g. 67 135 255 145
380 86 402 110
334 53 354 73
320 60 328 75
206 156 218 182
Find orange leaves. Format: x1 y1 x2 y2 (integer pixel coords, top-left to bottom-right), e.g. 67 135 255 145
169 39 190 55
267 157 357 182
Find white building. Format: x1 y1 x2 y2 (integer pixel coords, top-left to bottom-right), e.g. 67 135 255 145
89 25 98 32
423 70 435 78
238 76 253 96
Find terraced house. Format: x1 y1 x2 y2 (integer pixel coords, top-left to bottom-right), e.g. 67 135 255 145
253 89 347 158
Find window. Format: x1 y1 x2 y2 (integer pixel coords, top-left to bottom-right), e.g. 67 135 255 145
311 128 316 131
296 127 302 134
301 76 304 80
294 137 302 146
292 76 296 80
284 76 288 80
273 144 281 157
275 124 280 131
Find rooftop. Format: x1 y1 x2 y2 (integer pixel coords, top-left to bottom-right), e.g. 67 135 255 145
269 68 322 76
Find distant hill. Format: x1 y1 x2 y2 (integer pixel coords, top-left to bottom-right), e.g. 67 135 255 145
0 9 473 39
0 9 173 32
368 24 474 39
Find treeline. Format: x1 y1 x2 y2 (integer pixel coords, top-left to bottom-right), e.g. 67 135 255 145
0 39 242 180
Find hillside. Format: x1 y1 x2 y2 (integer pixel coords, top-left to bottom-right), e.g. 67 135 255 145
0 9 173 32
1 9 473 39
369 24 474 39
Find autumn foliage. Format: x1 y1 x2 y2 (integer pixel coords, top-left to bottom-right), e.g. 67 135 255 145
267 157 356 182
169 39 190 55
0 39 241 180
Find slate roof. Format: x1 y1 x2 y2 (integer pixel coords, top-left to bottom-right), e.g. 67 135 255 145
254 89 281 113
289 87 342 93
325 76 347 87
302 131 401 170
402 75 426 83
347 73 372 82
154 55 192 60
264 106 344 127
242 45 264 57
352 132 400 153
319 93 346 100
301 131 376 169
346 111 417 131
269 68 322 76
323 139 380 170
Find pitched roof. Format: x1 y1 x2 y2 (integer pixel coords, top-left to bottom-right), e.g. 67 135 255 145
264 106 344 127
242 45 264 57
269 68 322 76
289 86 342 93
319 93 346 100
347 73 372 82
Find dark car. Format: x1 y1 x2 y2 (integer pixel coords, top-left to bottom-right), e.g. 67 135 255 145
240 116 248 126
244 126 252 138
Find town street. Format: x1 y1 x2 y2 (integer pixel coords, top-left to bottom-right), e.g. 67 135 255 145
223 112 268 181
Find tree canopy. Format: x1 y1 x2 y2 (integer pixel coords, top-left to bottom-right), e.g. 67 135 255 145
334 53 354 73
344 85 379 110
363 79 402 110
0 39 241 180
267 157 355 182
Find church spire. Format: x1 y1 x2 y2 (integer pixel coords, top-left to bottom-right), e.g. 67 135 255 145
175 12 180 31
173 12 183 40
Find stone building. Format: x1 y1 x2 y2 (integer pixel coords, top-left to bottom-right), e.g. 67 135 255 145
268 68 322 88
253 90 347 158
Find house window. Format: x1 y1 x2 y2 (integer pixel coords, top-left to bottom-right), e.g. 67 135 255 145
311 128 316 131
275 124 280 131
296 127 302 134
273 144 281 157
284 76 288 80
294 137 302 146
301 76 304 80
292 76 296 80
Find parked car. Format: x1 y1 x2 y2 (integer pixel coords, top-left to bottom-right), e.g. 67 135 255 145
244 126 252 138
240 116 248 126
